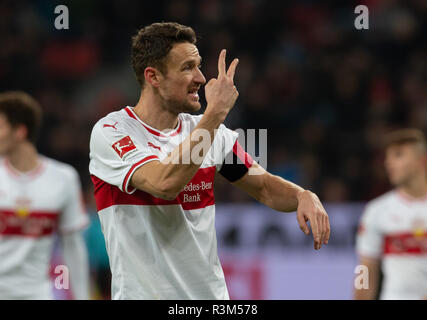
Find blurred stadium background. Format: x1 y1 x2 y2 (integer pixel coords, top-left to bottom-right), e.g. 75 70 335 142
1 0 426 299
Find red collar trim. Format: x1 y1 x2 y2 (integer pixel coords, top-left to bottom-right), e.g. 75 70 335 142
4 158 46 180
396 189 427 204
124 107 182 138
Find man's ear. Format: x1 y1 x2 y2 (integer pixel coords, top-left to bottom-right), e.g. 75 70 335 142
144 67 162 88
14 124 28 142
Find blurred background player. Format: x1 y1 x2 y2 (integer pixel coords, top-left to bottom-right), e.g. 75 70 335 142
0 91 90 299
354 129 427 300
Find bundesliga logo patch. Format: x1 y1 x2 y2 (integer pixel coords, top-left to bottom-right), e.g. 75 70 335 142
112 136 136 158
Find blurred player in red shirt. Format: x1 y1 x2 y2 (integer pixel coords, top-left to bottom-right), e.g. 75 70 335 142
355 129 427 299
0 91 89 299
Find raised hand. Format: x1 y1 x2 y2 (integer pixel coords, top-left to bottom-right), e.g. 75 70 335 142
204 49 239 120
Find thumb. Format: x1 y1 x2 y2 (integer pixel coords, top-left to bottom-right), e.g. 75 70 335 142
205 78 217 88
297 211 310 235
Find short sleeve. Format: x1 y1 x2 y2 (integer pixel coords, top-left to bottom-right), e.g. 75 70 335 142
58 168 89 235
355 203 384 259
215 124 239 171
89 122 159 194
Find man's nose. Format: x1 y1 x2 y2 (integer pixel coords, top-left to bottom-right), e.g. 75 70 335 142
194 68 206 85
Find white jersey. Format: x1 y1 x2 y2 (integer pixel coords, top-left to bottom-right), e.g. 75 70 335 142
89 106 239 300
0 156 88 299
356 190 427 299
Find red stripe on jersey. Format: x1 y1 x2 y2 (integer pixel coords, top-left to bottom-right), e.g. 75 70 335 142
122 155 159 192
170 120 182 137
4 158 46 179
141 123 165 137
395 190 427 204
384 231 427 255
124 107 182 137
92 166 216 211
0 210 59 237
124 107 137 120
233 140 254 168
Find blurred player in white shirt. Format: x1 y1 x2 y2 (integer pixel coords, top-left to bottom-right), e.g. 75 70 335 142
0 91 89 299
89 22 330 300
355 129 427 300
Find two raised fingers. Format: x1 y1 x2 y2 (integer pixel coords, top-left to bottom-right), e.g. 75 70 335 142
218 49 239 82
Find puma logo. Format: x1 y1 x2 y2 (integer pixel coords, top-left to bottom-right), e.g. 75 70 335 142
148 142 161 151
103 122 118 130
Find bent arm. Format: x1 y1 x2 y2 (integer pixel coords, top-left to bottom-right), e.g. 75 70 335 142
60 231 90 300
231 162 304 212
130 111 224 200
231 162 330 250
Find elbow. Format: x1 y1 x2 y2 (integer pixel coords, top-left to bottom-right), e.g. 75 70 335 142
155 180 181 200
131 167 181 200
157 192 179 201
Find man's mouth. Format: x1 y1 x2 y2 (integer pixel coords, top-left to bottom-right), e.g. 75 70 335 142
188 88 199 100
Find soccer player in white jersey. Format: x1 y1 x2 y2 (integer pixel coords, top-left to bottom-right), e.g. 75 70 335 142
355 129 427 300
89 22 330 300
0 91 89 299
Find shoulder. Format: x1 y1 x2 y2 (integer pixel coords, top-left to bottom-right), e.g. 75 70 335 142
366 190 395 211
90 108 135 146
41 156 79 182
91 109 127 133
362 190 395 223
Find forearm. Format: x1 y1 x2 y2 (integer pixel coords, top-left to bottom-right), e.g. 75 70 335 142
132 109 225 199
353 258 380 300
61 232 90 300
261 173 305 212
353 282 379 300
161 109 224 187
233 162 330 249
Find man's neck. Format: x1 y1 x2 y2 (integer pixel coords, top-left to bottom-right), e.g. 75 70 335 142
398 173 427 200
133 89 179 132
7 142 39 173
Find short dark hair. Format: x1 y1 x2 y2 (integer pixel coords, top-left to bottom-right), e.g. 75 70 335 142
131 22 197 87
385 128 427 153
0 91 42 144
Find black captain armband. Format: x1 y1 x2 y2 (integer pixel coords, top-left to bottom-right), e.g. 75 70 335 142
219 141 254 182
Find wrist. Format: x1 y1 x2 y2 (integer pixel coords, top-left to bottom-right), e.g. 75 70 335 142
204 104 228 123
296 188 308 204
